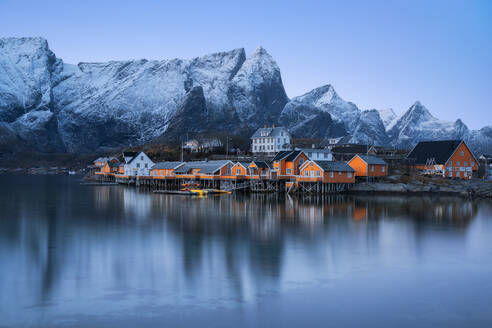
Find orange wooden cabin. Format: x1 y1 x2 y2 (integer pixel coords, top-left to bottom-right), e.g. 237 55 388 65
271 150 309 179
150 162 185 178
97 158 120 175
407 140 478 179
174 160 233 179
248 161 271 178
347 155 388 178
297 160 355 183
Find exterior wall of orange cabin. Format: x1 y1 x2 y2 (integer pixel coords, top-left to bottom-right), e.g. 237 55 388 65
150 168 177 178
348 156 387 177
444 142 477 179
280 153 309 176
298 162 355 183
232 164 247 176
101 163 111 173
348 156 367 177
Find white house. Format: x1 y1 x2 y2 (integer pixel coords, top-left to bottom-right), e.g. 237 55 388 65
251 125 291 155
123 151 154 176
296 148 333 161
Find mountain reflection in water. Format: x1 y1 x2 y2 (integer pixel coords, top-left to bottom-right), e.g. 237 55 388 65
0 175 491 328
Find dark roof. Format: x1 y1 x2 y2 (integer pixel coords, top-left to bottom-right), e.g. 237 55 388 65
252 161 270 169
109 161 121 168
332 144 372 154
407 140 463 165
272 151 292 161
313 160 355 172
251 126 289 138
356 155 387 165
175 160 231 174
151 162 184 170
284 150 303 161
234 162 250 168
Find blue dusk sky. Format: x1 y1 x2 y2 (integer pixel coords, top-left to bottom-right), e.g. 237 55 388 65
1 0 491 128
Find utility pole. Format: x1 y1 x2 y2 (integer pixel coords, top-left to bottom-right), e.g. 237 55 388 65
226 136 229 158
181 139 184 162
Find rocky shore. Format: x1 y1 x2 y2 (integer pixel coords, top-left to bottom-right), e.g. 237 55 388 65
352 178 492 198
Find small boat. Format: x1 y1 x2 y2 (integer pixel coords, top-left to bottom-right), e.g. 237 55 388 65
153 189 231 196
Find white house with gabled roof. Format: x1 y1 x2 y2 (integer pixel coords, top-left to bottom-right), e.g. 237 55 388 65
251 125 291 154
123 151 154 176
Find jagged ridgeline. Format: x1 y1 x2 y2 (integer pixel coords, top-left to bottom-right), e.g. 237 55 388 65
1 37 491 154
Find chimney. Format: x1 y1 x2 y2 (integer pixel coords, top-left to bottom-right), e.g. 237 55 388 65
312 144 315 149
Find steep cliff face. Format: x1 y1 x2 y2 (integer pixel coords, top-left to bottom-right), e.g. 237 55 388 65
229 47 289 128
0 37 491 155
0 37 65 151
0 38 290 152
279 85 388 145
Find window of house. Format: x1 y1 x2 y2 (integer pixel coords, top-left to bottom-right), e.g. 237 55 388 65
254 146 257 150
137 163 140 168
278 138 281 143
348 172 352 178
464 161 468 166
300 158 304 165
286 169 291 175
382 166 385 172
457 161 460 166
370 165 374 172
460 151 464 156
316 171 321 176
140 156 143 160
324 153 328 159
144 163 148 168
330 172 334 178
338 171 341 175
456 171 460 177
471 161 474 167
236 169 240 175
449 161 452 166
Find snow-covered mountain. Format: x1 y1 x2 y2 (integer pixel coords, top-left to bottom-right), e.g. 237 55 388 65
279 85 389 145
0 37 491 154
388 101 492 153
0 37 288 152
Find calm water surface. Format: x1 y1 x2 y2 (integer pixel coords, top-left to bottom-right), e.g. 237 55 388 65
1 175 492 327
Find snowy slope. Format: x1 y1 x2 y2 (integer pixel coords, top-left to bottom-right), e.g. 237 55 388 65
0 37 491 154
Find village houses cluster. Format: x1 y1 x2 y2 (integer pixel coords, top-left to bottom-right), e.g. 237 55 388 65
94 125 479 192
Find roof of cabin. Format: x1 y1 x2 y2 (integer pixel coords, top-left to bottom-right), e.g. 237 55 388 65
94 156 116 162
406 140 464 165
297 148 333 154
312 160 355 172
234 162 250 169
151 162 184 170
331 144 373 154
272 150 293 161
252 161 270 169
355 155 387 165
109 161 121 168
175 160 231 174
284 150 303 161
251 126 289 139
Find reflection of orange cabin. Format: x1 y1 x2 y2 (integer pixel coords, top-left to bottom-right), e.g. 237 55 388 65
347 155 388 177
271 150 309 178
353 207 367 220
297 160 355 183
407 140 478 179
150 162 184 178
